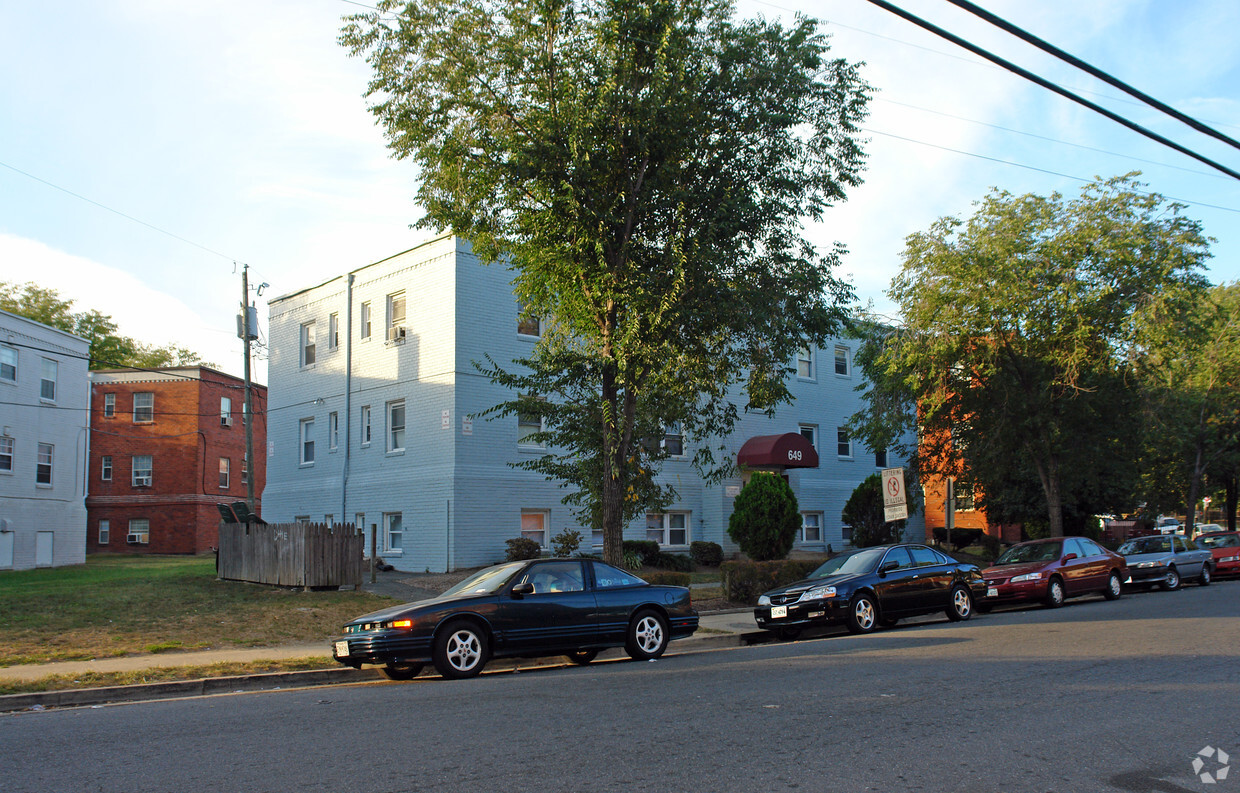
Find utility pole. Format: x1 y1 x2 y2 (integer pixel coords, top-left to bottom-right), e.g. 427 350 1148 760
240 264 256 514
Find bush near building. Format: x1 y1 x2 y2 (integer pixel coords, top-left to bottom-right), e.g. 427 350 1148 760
728 473 801 561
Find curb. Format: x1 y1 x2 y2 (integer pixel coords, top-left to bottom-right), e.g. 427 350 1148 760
0 633 746 713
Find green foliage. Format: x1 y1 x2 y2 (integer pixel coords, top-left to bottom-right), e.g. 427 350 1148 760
641 571 691 588
931 527 983 550
654 552 693 572
342 0 870 567
719 559 822 605
978 533 1002 562
690 541 724 567
1 281 209 370
841 472 905 547
622 540 661 568
850 176 1212 537
727 473 801 561
504 537 542 561
550 529 583 558
622 550 644 572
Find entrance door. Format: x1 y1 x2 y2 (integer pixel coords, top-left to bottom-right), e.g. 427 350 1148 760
36 531 53 567
0 530 13 569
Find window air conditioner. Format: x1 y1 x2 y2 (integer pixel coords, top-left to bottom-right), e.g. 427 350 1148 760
127 534 145 544
134 476 152 487
221 415 233 427
388 325 406 341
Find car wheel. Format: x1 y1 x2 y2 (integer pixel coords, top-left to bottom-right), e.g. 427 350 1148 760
1163 567 1181 591
625 610 669 661
845 594 877 634
433 621 489 679
1044 577 1065 608
946 586 972 621
1103 572 1123 600
566 649 599 666
1198 565 1211 587
380 663 423 681
775 627 803 641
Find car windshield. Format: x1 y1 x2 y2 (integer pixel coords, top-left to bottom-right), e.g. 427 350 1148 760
439 562 524 597
1197 534 1239 549
808 547 886 578
994 542 1062 565
1119 536 1171 555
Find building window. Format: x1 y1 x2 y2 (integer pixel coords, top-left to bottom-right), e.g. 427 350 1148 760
133 392 154 423
98 520 110 545
360 405 372 445
132 454 153 486
836 428 852 458
0 436 12 473
521 511 548 547
0 345 15 383
241 453 248 484
101 455 112 481
325 514 334 527
662 422 684 456
517 396 544 447
799 424 818 450
301 321 316 366
221 397 232 427
300 419 315 465
802 513 822 543
646 512 689 546
954 482 976 512
796 346 814 379
387 291 407 342
355 513 366 533
387 400 405 452
385 512 403 552
40 358 57 401
875 449 888 468
517 311 541 337
360 301 372 340
103 393 115 417
834 345 850 376
328 411 339 450
219 457 230 489
127 519 149 545
36 443 53 485
329 312 339 349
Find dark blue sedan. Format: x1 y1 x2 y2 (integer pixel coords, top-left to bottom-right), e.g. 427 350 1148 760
333 558 699 680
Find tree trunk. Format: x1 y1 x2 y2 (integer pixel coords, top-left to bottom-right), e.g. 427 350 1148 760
599 363 625 568
1184 443 1205 538
1030 442 1065 537
1224 470 1238 532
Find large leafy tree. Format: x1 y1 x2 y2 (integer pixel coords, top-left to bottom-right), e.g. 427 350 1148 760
1 281 208 370
850 175 1211 538
342 0 870 564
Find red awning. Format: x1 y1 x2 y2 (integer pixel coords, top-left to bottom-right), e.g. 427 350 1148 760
736 433 819 469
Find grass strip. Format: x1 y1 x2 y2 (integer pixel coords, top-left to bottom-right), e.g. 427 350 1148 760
0 656 338 696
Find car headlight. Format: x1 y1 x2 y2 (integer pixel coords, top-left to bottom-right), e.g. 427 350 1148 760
758 595 771 606
1010 572 1043 583
1134 561 1164 569
801 585 837 601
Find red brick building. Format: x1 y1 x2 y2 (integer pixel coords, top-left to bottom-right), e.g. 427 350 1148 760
86 367 267 555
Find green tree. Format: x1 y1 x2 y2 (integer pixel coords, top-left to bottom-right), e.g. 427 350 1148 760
1 281 209 370
849 175 1211 538
840 472 904 547
727 473 800 560
343 0 870 565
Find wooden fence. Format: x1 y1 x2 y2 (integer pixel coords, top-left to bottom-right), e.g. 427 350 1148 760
218 522 363 588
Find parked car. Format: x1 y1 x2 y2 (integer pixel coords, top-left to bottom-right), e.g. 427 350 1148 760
332 558 698 680
1194 531 1240 578
1155 516 1182 534
979 537 1126 610
1118 534 1213 590
753 544 986 638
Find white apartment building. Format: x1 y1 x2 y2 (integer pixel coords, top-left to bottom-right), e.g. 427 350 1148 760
262 235 921 572
0 309 91 569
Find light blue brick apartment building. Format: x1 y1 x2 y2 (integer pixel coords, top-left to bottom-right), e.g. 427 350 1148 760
262 235 922 573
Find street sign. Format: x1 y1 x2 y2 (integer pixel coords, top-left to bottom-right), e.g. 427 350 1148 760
882 467 908 522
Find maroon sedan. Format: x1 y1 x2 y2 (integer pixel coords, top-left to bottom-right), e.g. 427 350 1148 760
979 537 1127 610
1195 532 1240 577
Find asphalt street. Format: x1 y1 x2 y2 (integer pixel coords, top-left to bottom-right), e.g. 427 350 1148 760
2 581 1237 793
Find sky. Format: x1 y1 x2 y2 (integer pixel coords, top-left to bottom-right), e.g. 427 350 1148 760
1 0 1237 383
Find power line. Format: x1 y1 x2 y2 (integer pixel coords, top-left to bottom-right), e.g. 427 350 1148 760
0 339 264 392
943 0 1240 153
859 0 1240 182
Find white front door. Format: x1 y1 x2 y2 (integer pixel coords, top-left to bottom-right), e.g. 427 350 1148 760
0 531 13 569
36 531 53 567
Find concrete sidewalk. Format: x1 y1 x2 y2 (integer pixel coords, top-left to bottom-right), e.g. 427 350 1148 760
0 609 761 711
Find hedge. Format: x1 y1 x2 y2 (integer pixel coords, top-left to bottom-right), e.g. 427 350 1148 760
720 559 822 605
622 540 661 567
932 527 983 550
690 541 723 567
642 570 692 588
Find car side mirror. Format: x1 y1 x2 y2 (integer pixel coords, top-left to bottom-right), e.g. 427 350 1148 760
1061 553 1077 562
879 560 899 576
511 582 534 598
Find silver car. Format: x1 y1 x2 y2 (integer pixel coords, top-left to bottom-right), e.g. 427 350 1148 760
1118 534 1213 590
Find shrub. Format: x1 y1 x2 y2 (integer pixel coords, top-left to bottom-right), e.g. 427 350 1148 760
504 537 542 561
550 529 583 557
931 527 983 550
654 552 693 572
642 570 691 587
841 473 905 547
720 559 821 605
727 472 800 561
690 541 723 567
622 550 644 571
978 532 1001 562
622 540 661 567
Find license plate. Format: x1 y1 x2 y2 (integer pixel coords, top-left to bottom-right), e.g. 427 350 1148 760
771 605 788 619
334 640 350 657
987 587 998 598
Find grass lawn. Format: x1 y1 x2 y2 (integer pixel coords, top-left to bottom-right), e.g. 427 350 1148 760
0 555 395 666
